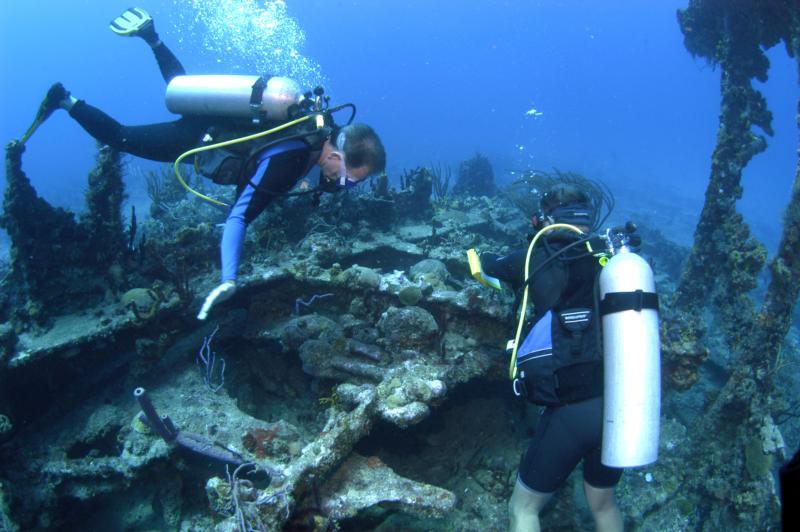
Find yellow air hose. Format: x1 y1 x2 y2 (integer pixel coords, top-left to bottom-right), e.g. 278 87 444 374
508 223 586 379
172 113 323 207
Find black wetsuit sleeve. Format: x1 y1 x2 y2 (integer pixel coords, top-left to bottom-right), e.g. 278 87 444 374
481 245 569 313
480 250 527 288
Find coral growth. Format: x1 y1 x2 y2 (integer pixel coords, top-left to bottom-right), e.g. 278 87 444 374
242 425 282 459
453 152 496 197
655 2 800 529
1 141 90 325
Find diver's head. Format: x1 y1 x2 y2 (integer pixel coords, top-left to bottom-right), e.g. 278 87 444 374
508 171 612 233
319 123 386 189
539 183 594 228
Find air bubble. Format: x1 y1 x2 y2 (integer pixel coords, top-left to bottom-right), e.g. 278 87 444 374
171 0 325 88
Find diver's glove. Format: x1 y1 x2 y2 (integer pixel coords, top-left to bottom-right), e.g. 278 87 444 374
197 280 236 320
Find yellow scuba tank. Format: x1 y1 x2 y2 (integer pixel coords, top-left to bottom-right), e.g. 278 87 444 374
165 75 303 122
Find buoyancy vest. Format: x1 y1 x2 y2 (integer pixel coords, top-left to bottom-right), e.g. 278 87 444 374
193 118 330 187
512 239 604 406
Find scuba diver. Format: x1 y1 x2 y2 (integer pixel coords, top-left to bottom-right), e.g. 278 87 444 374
23 7 386 320
471 175 625 532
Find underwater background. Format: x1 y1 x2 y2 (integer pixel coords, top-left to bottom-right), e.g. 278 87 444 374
1 1 799 531
0 0 797 251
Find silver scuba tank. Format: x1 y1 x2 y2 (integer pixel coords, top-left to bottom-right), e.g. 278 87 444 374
165 75 303 121
599 248 661 468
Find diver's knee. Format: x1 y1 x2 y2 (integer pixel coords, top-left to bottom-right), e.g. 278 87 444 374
510 478 551 516
583 481 617 513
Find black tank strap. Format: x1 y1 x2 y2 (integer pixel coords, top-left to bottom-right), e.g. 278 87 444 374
599 289 659 316
249 76 272 124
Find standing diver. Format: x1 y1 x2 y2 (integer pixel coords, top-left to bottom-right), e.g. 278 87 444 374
23 7 386 320
473 176 625 531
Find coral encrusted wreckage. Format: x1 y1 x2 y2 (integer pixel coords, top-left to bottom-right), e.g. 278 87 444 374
0 144 527 529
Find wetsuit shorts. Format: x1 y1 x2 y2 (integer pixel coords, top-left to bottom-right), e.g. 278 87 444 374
518 396 622 493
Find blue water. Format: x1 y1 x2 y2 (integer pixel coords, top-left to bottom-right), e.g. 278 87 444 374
0 0 797 251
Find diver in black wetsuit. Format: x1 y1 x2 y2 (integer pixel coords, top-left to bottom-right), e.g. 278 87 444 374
478 181 623 532
24 8 386 321
30 8 203 162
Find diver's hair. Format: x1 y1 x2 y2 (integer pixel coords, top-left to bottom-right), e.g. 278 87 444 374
504 170 614 232
541 183 590 214
338 123 386 174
